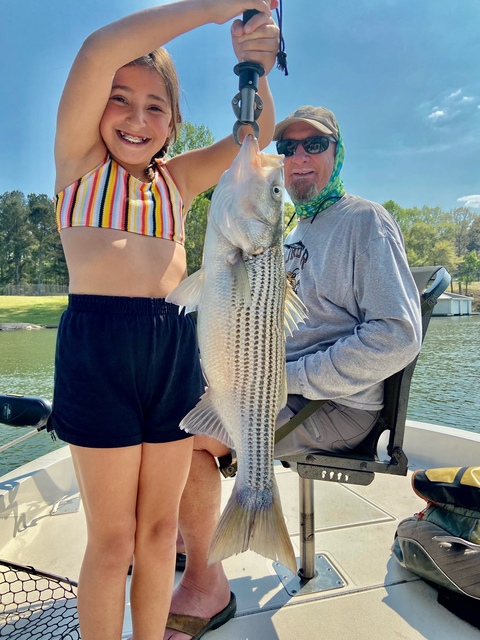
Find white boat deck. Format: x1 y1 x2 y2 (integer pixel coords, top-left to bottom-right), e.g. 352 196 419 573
1 420 480 639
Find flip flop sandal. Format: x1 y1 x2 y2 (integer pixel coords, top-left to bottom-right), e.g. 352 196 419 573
166 591 237 640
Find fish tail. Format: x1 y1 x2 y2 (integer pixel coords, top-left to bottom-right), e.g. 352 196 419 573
208 480 297 574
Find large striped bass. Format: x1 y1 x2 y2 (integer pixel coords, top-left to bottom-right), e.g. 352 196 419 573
167 135 306 572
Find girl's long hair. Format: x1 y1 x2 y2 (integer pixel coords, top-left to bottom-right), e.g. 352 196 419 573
128 48 182 179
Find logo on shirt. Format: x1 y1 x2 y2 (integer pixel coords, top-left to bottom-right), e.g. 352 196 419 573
284 240 309 292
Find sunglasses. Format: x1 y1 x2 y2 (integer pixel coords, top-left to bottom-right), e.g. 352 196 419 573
276 135 336 157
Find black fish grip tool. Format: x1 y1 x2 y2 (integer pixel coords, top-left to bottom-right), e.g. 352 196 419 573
232 10 265 144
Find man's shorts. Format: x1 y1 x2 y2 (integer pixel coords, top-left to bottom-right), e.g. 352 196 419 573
274 395 380 457
52 294 204 448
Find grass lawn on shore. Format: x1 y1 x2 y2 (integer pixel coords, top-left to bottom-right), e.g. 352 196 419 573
0 279 478 327
0 296 68 326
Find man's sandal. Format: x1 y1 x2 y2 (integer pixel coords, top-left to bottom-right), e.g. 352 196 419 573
166 592 237 640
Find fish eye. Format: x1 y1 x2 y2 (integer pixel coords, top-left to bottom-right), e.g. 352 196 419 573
271 184 283 199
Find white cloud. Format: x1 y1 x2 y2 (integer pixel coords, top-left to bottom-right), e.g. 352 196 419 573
457 195 480 209
425 88 478 125
428 109 445 121
448 89 462 99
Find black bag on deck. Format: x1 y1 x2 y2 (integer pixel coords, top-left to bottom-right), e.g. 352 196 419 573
392 466 480 629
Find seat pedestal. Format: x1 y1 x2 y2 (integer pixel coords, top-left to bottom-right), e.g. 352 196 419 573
274 477 346 595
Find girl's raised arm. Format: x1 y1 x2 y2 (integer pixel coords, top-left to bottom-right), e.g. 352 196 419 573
55 0 273 190
167 7 279 208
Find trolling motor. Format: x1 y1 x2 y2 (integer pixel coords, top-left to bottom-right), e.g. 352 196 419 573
0 393 53 453
1 394 52 428
232 10 265 144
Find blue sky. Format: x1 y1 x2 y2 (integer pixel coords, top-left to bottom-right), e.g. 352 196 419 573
2 0 479 211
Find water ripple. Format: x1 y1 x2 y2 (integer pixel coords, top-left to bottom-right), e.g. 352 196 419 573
408 315 480 433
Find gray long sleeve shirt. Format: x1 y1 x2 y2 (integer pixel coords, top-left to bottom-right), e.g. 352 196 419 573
284 193 422 411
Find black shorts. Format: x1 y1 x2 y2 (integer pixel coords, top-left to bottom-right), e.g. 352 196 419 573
52 294 204 448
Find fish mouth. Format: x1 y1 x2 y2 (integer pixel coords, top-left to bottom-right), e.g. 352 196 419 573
242 134 284 169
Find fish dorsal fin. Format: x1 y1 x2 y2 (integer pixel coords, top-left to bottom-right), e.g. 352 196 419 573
284 281 308 337
180 390 235 449
165 269 206 314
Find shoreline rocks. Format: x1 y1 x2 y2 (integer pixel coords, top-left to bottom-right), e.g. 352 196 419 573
0 323 44 331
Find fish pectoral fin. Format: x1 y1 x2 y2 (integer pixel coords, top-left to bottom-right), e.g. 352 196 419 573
231 257 252 307
165 269 206 314
284 281 308 337
180 391 235 449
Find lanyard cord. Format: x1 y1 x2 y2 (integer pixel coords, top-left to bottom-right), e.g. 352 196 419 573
275 0 288 75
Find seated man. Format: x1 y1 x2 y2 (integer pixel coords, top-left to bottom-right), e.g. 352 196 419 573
164 105 422 640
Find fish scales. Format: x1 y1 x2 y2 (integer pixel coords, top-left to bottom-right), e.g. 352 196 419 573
166 135 306 573
198 243 284 508
232 250 285 495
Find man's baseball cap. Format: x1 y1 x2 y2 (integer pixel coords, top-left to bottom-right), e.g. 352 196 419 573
273 105 339 141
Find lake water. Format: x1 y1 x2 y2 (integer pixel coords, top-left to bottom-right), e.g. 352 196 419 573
1 315 479 477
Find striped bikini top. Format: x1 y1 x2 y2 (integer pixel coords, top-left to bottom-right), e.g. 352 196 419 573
55 155 186 244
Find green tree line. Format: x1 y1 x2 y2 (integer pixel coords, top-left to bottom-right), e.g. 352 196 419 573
383 200 480 294
1 121 479 294
0 191 67 293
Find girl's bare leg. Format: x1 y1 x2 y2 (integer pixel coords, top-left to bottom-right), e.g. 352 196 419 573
71 444 142 640
72 436 193 640
131 438 193 639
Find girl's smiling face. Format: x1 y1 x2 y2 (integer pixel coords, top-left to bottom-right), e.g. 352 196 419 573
99 64 172 180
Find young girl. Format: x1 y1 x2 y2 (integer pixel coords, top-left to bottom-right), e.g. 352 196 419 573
52 1 279 638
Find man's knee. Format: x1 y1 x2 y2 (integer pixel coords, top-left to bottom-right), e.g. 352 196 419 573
192 436 236 478
193 435 230 458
